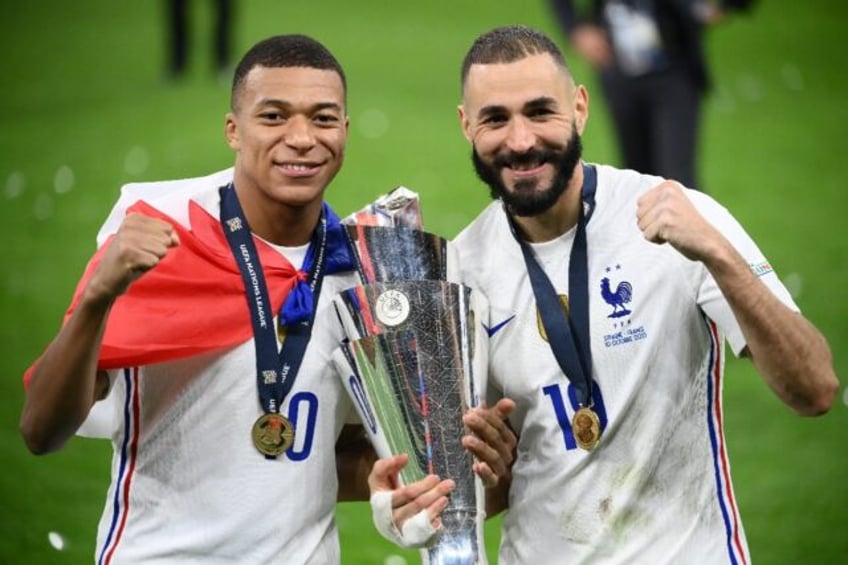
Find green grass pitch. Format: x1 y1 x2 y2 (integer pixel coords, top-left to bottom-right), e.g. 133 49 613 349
1 1 846 563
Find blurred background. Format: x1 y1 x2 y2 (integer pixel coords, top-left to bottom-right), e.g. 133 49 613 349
1 1 845 563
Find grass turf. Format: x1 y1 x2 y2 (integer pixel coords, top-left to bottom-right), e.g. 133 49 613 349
1 1 846 563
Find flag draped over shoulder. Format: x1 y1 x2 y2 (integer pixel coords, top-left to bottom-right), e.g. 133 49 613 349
24 197 354 386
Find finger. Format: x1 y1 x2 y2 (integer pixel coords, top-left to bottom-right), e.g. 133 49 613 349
101 239 161 283
635 184 661 220
123 214 180 250
640 183 696 245
151 219 179 248
391 475 444 508
493 397 516 419
426 494 451 528
466 431 514 472
479 397 516 429
142 222 180 256
636 191 663 233
635 193 672 243
371 490 434 549
167 225 180 247
636 180 681 221
462 435 507 481
638 214 665 244
472 461 499 488
464 401 517 456
463 407 508 442
463 400 519 486
368 454 409 492
392 478 454 526
123 242 172 272
367 455 404 492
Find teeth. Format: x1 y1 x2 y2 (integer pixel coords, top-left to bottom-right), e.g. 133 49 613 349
512 163 540 171
281 163 314 171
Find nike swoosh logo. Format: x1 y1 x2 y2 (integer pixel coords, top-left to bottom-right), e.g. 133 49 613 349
483 315 516 337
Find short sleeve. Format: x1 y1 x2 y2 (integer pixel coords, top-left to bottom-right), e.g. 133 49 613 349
691 192 799 357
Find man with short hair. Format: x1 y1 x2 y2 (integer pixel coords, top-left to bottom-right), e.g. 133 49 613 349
21 34 369 564
456 24 838 563
371 25 838 564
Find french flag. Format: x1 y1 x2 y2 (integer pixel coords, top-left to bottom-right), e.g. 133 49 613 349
25 198 308 384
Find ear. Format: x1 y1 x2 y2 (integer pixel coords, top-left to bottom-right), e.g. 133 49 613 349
573 85 590 135
225 112 239 150
457 104 473 143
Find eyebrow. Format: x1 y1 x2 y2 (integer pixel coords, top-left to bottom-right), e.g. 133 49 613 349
523 96 558 112
256 99 344 112
477 96 558 119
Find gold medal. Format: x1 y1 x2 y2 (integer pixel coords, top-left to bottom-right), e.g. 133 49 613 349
252 413 295 457
572 406 601 451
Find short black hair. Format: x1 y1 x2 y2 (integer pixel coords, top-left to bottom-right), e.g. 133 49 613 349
460 25 570 91
230 34 347 110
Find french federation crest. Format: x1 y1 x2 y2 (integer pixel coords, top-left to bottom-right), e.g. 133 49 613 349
600 277 632 318
600 266 647 348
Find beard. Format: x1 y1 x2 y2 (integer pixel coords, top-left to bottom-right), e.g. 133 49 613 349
472 124 582 217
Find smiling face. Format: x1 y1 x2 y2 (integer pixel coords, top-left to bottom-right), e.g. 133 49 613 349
225 65 348 240
459 53 588 217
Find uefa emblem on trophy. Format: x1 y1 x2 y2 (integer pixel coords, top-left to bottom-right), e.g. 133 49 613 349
334 188 489 564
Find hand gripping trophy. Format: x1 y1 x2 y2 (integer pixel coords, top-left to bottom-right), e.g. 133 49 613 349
333 188 489 564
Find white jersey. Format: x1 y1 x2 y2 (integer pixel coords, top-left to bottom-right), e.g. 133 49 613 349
454 164 797 565
79 169 359 564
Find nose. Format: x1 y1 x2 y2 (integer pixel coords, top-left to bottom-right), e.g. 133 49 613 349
283 115 316 151
504 117 535 154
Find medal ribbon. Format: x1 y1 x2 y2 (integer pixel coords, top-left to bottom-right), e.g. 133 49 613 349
219 184 330 456
509 164 597 408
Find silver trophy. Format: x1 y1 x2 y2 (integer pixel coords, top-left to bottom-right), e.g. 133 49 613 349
334 190 489 564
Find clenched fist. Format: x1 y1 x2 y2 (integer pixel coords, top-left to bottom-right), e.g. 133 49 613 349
85 213 180 304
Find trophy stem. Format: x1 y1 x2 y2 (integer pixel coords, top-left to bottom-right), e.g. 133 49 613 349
425 509 483 565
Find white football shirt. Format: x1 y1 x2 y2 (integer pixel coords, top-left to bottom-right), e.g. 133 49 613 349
79 170 359 564
454 164 796 565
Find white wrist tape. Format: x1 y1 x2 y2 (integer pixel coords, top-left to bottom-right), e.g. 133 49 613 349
370 490 439 549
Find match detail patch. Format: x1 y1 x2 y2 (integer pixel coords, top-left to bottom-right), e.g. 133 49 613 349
748 261 774 277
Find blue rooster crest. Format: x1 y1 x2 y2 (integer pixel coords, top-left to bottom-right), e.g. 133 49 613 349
600 277 632 318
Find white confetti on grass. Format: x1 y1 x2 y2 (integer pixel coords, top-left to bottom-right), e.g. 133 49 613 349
736 73 765 102
710 85 736 114
384 555 407 565
124 145 150 176
33 193 54 221
359 108 390 139
54 165 75 194
5 171 25 199
781 63 805 91
48 531 65 551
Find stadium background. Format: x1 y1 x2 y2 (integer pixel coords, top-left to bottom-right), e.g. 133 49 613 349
1 1 845 563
